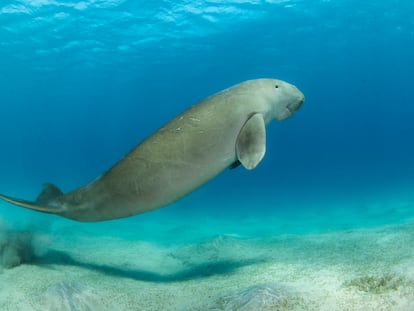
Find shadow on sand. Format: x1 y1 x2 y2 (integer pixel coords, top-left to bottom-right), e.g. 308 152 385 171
33 249 263 283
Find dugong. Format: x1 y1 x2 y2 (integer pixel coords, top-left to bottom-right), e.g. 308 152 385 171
0 79 304 222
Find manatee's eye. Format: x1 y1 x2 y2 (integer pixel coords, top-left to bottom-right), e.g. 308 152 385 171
274 85 279 89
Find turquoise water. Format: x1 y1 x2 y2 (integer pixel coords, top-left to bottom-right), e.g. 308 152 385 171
1 0 413 230
0 1 414 309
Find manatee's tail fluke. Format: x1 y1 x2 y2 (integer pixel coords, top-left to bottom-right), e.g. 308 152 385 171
0 183 64 215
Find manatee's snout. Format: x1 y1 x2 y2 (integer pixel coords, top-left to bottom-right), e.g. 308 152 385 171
272 82 305 121
287 94 304 113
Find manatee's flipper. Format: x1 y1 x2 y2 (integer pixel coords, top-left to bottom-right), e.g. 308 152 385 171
36 183 63 205
236 113 266 170
0 185 64 215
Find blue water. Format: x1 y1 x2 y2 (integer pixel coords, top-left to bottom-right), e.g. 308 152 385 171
0 0 414 232
2 2 414 310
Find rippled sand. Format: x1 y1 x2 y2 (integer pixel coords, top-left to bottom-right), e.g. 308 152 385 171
1 207 414 310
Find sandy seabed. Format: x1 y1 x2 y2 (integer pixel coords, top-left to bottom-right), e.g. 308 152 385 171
1 208 414 311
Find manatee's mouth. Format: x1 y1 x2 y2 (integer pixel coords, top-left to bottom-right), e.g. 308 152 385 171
287 98 304 113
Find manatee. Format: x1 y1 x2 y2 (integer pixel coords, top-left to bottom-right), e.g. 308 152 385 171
0 79 304 221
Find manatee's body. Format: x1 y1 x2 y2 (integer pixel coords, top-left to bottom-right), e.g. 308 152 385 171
0 79 304 221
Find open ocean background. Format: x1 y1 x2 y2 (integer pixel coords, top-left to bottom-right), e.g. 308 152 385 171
1 1 414 310
1 0 413 232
